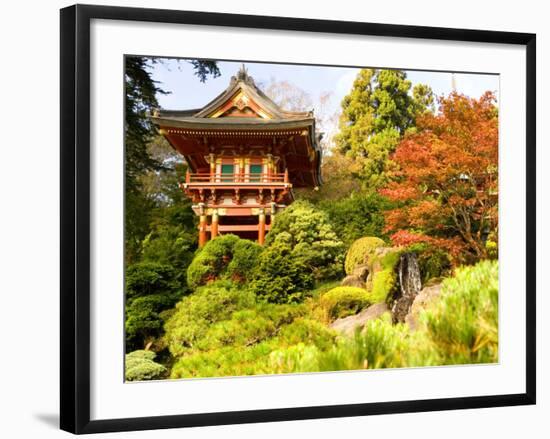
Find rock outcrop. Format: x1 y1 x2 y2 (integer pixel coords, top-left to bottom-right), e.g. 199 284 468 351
336 240 440 331
405 282 442 331
330 302 389 336
341 263 369 288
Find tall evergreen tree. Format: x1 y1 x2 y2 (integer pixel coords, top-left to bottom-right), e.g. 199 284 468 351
335 69 433 188
124 57 220 262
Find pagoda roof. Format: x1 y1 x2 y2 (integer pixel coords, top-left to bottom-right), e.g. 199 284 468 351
151 65 316 128
151 66 323 187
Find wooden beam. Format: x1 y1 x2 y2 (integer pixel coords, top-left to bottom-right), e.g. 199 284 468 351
205 224 271 232
258 210 266 245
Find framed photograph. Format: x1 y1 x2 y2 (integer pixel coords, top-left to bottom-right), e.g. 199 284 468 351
60 4 536 434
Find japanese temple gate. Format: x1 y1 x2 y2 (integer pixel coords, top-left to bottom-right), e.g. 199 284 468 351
152 66 322 247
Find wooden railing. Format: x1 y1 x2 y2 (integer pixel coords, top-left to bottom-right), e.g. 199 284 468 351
185 170 289 184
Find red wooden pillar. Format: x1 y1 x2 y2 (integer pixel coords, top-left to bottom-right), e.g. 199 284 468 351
198 214 208 248
258 209 266 245
211 209 219 239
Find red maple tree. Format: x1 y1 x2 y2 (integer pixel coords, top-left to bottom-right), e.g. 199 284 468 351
381 92 498 263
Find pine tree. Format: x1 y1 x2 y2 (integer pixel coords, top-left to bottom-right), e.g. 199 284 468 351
335 69 433 188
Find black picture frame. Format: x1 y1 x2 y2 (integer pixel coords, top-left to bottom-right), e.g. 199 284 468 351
60 4 536 434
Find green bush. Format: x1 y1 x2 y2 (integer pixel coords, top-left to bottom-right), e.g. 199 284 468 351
422 259 498 364
125 262 186 350
319 286 371 321
170 315 335 379
318 192 393 247
269 343 322 374
186 235 261 289
125 293 182 348
277 318 336 350
163 281 255 357
407 243 451 283
266 201 345 281
249 232 314 304
125 350 166 381
141 224 196 275
126 262 180 299
226 239 263 281
344 236 385 275
170 341 277 378
270 260 499 373
193 303 305 352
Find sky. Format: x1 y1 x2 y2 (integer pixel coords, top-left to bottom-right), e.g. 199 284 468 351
148 58 499 141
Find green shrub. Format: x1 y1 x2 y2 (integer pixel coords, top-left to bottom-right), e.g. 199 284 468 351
277 318 336 350
125 292 182 349
193 302 305 352
125 350 166 381
486 239 498 260
407 243 451 282
319 286 371 321
269 343 322 374
318 192 393 247
273 260 499 373
421 259 498 364
266 201 345 281
344 236 385 275
126 262 180 299
170 314 335 378
226 239 263 281
125 262 186 350
141 224 196 273
163 281 255 357
186 235 261 289
249 232 314 304
170 341 277 378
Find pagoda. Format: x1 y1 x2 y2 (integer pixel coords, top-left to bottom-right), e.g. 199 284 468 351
151 66 322 247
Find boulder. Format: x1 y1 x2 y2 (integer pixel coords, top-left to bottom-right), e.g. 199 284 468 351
330 302 389 336
405 283 442 331
340 263 369 288
341 275 365 288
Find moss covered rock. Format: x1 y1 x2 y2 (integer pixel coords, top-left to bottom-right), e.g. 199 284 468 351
367 248 402 304
319 286 372 322
344 237 385 275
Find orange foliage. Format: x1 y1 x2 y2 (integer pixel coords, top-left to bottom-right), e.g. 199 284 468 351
382 92 498 263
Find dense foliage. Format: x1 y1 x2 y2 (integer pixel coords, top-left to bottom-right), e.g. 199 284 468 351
381 92 499 263
125 350 167 381
344 236 385 275
319 286 372 321
264 260 498 372
164 280 336 378
187 235 262 289
249 232 314 304
125 262 186 350
125 57 219 262
265 201 345 281
123 64 499 380
335 69 433 188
